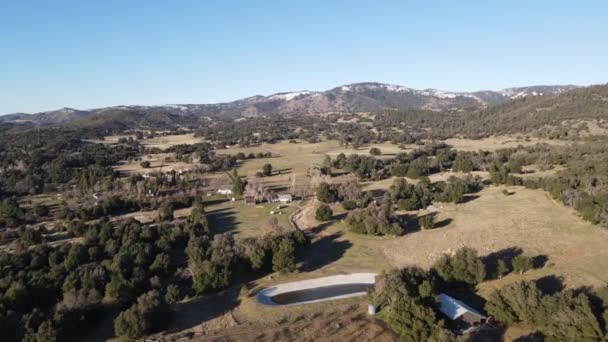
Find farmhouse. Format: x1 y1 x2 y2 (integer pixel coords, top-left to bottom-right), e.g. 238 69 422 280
272 194 293 204
438 293 486 326
217 188 233 195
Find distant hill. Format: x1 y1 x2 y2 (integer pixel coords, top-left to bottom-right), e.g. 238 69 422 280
0 82 578 127
450 83 608 135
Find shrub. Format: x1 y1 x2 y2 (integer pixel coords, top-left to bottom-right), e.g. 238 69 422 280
369 147 382 156
512 255 533 274
418 215 434 230
315 204 333 221
140 161 151 168
341 200 358 210
164 285 181 304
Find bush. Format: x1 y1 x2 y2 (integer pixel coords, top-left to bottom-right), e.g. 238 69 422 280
164 285 181 304
512 255 533 274
341 200 358 210
418 215 434 230
369 147 382 156
140 161 151 168
315 204 333 221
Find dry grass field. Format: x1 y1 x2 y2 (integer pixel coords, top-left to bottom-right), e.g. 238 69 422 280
443 136 567 151
140 133 205 149
114 153 196 174
168 184 608 341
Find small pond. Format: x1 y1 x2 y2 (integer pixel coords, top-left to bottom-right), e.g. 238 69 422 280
257 273 377 306
270 283 372 305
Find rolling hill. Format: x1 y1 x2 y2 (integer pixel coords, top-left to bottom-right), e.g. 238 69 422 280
0 83 577 127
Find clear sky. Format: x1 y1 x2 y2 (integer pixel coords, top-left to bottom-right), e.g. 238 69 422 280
1 0 607 114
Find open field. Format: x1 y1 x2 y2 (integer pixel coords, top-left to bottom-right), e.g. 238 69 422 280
203 197 296 239
114 153 196 174
140 133 205 149
443 136 567 151
167 184 608 341
91 133 204 149
288 185 608 292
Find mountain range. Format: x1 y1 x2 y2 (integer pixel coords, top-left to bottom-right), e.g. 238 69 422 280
0 82 579 126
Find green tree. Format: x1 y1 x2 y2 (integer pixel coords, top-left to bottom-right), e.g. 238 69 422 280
114 290 171 339
316 182 337 203
432 247 486 285
232 175 245 196
315 204 333 221
272 238 296 273
262 163 273 176
385 295 450 342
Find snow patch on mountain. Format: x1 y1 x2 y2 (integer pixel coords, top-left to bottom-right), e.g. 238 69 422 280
269 91 314 101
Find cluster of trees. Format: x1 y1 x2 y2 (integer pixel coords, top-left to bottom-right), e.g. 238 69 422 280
0 193 310 341
316 181 370 210
0 217 184 341
345 198 404 236
0 128 140 198
485 280 608 341
369 246 546 341
194 116 330 146
61 196 143 221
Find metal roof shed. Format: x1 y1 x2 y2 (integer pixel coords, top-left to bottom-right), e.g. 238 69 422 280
438 293 486 325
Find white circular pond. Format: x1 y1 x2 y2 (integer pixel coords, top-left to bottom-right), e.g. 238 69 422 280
257 273 377 306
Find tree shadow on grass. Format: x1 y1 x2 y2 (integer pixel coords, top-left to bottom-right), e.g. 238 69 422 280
535 275 565 295
460 194 480 203
167 286 241 334
402 213 452 233
299 232 352 272
532 255 548 269
481 247 523 279
202 197 231 207
511 332 545 342
207 207 238 234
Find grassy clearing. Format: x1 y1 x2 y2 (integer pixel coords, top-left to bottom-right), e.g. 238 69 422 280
114 153 195 174
203 196 296 240
444 136 567 151
140 133 205 149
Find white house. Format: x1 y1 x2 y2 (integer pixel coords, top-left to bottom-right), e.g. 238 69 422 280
276 194 293 204
217 188 233 195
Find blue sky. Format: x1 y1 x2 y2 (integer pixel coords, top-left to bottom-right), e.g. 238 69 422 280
1 0 607 114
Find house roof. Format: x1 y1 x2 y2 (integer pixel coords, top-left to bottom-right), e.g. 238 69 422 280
438 293 486 321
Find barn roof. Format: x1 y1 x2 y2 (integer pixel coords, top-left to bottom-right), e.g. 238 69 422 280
438 293 486 321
